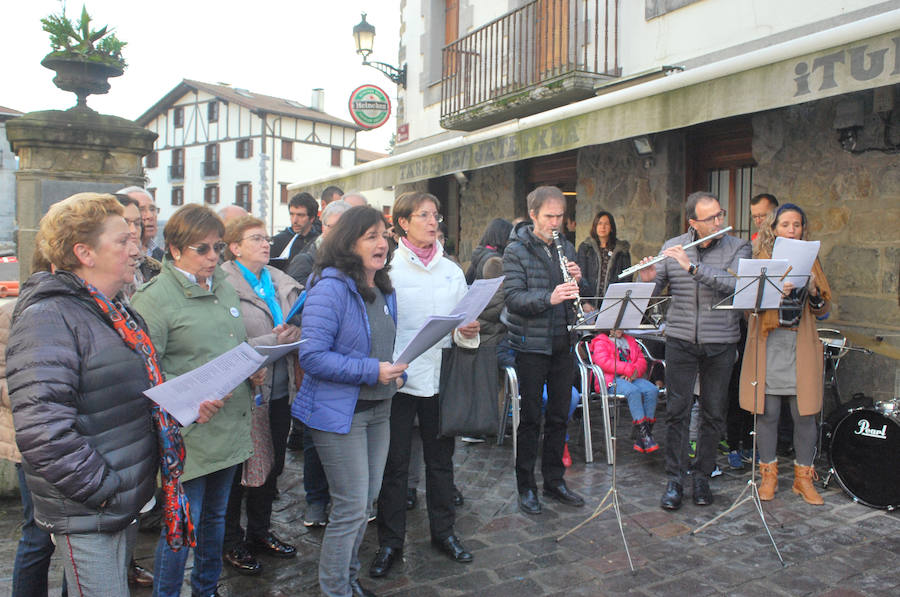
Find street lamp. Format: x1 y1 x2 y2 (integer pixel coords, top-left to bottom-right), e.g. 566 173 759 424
352 13 406 88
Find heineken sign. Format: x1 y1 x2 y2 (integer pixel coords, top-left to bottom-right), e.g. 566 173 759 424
348 84 391 129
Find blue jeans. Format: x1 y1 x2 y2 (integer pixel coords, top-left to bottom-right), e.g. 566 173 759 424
152 465 237 597
312 400 391 597
612 377 659 422
13 463 68 597
304 425 331 506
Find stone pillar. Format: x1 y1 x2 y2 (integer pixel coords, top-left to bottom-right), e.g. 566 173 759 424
6 108 157 282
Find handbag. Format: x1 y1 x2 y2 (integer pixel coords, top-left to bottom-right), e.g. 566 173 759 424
438 345 499 438
241 398 274 487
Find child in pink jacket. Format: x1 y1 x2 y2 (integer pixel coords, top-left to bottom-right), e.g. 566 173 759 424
589 330 659 453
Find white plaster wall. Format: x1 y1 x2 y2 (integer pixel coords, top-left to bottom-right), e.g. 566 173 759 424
398 0 890 146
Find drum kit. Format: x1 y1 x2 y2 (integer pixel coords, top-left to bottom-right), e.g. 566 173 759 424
817 328 900 511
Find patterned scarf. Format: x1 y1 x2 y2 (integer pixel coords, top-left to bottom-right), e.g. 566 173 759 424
83 281 196 551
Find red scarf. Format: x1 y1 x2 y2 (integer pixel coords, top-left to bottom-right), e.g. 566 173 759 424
84 280 196 551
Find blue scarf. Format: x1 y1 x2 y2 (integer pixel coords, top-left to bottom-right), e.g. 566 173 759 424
236 261 283 325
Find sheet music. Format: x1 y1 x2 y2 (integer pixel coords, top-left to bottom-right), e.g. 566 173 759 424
772 237 820 281
732 259 790 309
593 283 655 330
449 276 504 327
143 342 265 426
393 315 465 365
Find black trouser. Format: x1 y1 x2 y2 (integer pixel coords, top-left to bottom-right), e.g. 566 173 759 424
514 335 574 494
224 396 292 548
377 393 455 549
664 337 736 482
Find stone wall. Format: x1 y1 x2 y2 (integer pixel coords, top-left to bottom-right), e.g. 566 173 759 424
575 135 686 261
456 162 522 264
752 94 900 400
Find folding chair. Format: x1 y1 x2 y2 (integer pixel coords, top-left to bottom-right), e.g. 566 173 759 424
496 366 520 460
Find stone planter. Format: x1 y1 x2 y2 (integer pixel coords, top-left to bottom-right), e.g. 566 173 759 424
40 54 124 109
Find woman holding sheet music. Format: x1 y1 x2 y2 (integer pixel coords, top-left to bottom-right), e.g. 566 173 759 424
292 206 406 597
739 203 831 506
220 216 303 573
132 204 262 597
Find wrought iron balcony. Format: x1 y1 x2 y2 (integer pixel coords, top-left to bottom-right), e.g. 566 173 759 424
169 164 184 180
441 0 620 131
202 160 219 177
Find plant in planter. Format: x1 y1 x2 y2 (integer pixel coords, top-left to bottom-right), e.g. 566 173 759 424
40 4 128 109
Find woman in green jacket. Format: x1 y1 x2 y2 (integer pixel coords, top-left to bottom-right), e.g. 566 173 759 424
132 204 261 597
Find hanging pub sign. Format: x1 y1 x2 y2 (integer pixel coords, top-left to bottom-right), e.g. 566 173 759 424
348 84 391 129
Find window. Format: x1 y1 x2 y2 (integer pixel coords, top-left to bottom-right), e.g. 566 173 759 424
236 183 252 211
204 184 219 205
331 148 341 167
170 148 185 179
145 151 158 168
208 101 219 122
281 140 293 160
280 182 290 204
173 106 184 128
236 139 253 159
147 188 157 200
171 187 184 206
203 144 219 177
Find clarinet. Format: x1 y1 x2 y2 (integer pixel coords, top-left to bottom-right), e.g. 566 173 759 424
551 230 587 327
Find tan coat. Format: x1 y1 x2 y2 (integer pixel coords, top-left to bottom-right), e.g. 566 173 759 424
221 261 304 403
739 279 831 417
0 300 20 463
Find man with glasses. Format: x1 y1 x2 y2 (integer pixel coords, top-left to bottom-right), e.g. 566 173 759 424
638 191 750 510
270 192 320 271
117 186 163 261
749 193 779 243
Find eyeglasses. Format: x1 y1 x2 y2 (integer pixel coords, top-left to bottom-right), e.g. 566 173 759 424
139 205 159 215
410 211 443 223
694 209 727 225
751 213 769 222
124 217 142 228
188 241 227 255
241 234 273 245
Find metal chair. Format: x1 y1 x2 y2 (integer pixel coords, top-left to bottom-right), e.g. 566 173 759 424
496 366 520 460
575 338 626 465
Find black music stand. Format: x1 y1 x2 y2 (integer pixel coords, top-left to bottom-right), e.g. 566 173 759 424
690 265 807 566
559 291 667 574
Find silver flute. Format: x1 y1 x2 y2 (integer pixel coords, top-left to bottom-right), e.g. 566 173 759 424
551 230 587 326
617 226 734 279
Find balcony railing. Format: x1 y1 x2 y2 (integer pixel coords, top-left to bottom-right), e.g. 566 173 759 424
202 160 219 177
441 0 619 130
169 164 184 180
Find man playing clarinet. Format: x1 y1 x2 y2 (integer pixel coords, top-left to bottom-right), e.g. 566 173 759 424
638 192 750 510
503 186 587 515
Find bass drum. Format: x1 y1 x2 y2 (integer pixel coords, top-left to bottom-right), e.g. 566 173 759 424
829 407 900 510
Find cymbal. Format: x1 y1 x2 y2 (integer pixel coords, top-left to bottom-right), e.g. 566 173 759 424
841 330 900 361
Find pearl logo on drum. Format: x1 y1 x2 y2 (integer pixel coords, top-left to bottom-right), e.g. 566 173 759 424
854 419 888 439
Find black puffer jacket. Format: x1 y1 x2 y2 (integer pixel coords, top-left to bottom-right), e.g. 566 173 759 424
576 238 631 306
502 223 581 354
7 271 157 534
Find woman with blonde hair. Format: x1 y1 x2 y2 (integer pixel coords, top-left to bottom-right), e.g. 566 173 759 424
740 203 831 505
8 193 208 596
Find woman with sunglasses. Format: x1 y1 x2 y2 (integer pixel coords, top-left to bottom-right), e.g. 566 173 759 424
132 204 262 597
219 216 303 574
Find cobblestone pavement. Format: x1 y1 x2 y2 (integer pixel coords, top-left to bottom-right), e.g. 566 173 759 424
1 414 898 596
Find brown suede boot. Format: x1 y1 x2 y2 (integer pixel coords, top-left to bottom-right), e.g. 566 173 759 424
792 464 824 505
758 461 778 501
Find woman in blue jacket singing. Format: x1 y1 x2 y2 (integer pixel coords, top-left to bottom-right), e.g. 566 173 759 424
291 206 407 597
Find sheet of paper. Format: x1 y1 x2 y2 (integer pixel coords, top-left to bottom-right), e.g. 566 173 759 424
592 283 655 330
143 342 266 426
254 339 306 367
732 259 790 309
393 315 465 365
772 237 820 283
449 276 504 327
